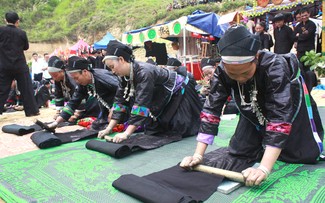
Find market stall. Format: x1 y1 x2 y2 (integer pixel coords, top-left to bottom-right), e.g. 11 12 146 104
122 10 228 80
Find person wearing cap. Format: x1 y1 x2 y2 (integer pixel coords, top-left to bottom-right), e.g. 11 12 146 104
98 40 202 142
200 57 219 83
47 56 118 130
180 25 323 186
273 13 294 54
46 56 99 122
165 57 183 71
0 11 39 117
196 58 218 103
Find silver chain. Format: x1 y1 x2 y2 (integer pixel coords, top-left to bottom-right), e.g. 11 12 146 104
237 77 266 125
87 73 111 110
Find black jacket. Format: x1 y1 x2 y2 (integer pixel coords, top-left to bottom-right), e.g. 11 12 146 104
294 20 316 53
54 72 77 108
112 61 177 126
274 25 294 54
60 69 119 121
199 51 323 163
0 24 29 72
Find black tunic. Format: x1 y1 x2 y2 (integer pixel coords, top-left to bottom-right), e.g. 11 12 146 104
294 20 316 57
0 24 39 116
54 72 76 108
273 25 294 54
199 51 323 164
111 61 202 137
60 69 118 121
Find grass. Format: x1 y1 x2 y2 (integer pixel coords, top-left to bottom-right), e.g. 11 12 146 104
0 0 251 42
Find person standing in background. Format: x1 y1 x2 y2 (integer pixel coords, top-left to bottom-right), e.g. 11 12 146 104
255 21 273 51
273 13 294 54
294 7 317 91
41 53 52 82
31 52 44 81
294 7 316 64
0 11 39 116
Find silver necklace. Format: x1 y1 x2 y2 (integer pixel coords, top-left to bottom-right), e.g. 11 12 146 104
61 74 71 100
237 77 266 125
123 62 135 101
87 73 110 110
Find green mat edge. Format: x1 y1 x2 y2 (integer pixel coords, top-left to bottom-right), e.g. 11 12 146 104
0 184 27 203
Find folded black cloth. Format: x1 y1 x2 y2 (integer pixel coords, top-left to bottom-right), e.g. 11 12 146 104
113 174 195 203
113 148 256 202
2 124 42 136
31 132 62 149
85 133 182 158
55 129 98 143
31 129 98 149
113 165 224 203
121 133 182 150
85 140 133 158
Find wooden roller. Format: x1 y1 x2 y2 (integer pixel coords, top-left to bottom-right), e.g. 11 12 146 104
104 135 114 142
193 165 245 183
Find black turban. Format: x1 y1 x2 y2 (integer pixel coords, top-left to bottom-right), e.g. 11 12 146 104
66 56 90 73
48 56 65 72
166 58 182 67
217 25 260 57
200 58 217 70
102 40 134 62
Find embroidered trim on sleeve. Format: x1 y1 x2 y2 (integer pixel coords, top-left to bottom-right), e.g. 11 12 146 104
266 122 292 135
200 112 220 124
112 103 128 113
131 105 150 117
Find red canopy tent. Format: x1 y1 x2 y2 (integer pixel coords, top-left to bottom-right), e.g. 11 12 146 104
69 39 90 55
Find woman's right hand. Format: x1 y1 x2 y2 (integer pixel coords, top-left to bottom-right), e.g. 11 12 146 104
98 127 112 139
179 153 203 170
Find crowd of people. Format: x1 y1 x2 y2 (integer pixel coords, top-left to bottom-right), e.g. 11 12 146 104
0 7 324 188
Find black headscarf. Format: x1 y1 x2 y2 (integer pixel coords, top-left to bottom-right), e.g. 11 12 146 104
218 25 260 57
66 56 91 73
103 40 134 63
48 56 65 72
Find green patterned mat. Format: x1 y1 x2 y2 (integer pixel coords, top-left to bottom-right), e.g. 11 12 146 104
0 116 324 203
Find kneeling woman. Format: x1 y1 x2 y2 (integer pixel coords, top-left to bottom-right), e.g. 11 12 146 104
98 40 202 142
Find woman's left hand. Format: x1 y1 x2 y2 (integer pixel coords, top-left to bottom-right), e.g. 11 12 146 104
241 167 267 186
112 132 129 143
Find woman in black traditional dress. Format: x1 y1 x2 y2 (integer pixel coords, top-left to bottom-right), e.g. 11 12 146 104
48 56 119 130
98 40 202 142
180 25 324 186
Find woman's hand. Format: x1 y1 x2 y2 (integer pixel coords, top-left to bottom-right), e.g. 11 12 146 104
98 127 112 139
179 153 203 170
112 132 130 143
241 166 269 186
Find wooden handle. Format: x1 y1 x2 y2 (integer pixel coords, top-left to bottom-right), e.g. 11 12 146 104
104 135 113 142
193 165 245 183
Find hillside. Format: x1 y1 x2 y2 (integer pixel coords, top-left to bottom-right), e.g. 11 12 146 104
0 0 248 43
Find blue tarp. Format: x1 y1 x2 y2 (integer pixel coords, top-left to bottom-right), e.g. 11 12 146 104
187 11 228 38
93 32 115 50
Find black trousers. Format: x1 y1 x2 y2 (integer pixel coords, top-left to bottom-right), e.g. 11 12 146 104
33 73 43 82
0 69 39 116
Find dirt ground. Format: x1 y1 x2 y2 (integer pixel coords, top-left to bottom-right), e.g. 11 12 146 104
0 107 58 158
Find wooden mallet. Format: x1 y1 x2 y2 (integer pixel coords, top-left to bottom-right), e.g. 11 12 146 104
193 165 245 183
